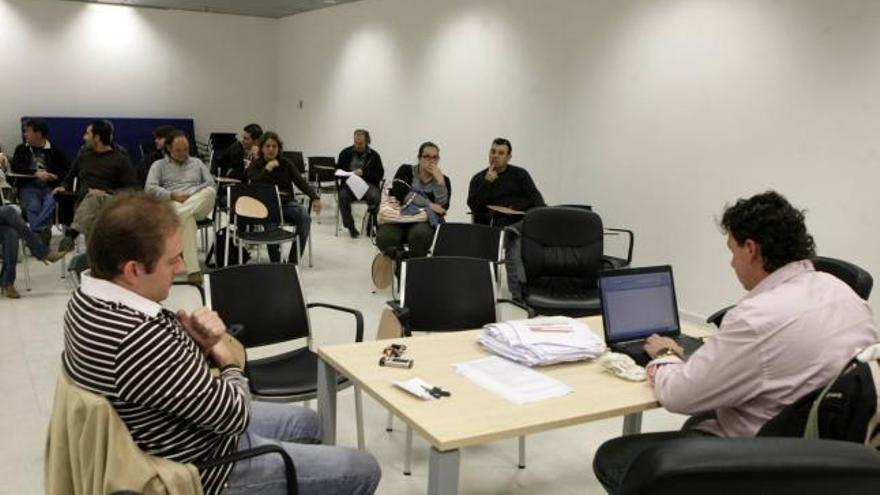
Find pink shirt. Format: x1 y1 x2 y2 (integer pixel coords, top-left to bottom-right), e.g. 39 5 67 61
648 260 878 437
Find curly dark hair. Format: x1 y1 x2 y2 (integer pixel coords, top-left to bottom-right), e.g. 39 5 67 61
720 191 816 273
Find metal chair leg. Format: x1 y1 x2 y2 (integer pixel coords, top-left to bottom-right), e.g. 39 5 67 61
386 411 394 432
518 435 526 469
355 387 365 450
404 425 413 475
21 240 31 291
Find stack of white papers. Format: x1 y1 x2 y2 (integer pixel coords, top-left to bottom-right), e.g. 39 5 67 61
477 316 606 367
454 356 573 404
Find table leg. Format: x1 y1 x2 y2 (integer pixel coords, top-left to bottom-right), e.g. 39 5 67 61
428 447 460 495
622 412 642 435
317 358 337 445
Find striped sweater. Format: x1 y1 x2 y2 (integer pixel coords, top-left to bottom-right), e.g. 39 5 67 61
62 273 250 494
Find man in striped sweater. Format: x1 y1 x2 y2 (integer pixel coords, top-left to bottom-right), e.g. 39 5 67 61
62 191 380 495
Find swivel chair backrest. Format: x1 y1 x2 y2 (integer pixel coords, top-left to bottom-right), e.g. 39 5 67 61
814 256 873 300
520 206 604 291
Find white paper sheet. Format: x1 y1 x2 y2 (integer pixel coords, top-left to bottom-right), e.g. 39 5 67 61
454 356 573 405
345 173 369 200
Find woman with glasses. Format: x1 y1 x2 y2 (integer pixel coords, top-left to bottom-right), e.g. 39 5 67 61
376 141 451 260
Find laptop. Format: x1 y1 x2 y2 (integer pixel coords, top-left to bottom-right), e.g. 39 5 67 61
598 265 703 366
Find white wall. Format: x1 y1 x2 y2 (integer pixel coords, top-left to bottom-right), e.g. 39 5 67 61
275 0 880 318
0 0 278 148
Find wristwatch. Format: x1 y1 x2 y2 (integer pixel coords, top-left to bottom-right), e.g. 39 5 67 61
654 347 683 360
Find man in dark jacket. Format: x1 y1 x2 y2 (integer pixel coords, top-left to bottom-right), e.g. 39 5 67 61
467 137 545 228
11 119 70 241
216 123 262 181
336 129 384 238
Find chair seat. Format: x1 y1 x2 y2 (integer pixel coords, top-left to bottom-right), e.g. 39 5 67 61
524 286 602 317
196 218 213 227
238 229 297 243
602 255 630 270
247 347 348 397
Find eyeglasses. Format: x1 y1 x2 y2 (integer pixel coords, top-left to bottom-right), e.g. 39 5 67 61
420 154 440 161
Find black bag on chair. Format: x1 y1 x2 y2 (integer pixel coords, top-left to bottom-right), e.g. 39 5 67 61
206 227 251 268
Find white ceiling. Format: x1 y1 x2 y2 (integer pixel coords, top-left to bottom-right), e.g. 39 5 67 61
59 0 363 18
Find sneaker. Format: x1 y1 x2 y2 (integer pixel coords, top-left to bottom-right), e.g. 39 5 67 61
348 226 360 239
39 227 52 246
58 236 75 253
43 250 68 264
1 284 21 299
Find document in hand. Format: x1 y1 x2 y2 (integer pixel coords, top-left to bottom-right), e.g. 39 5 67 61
478 316 606 367
454 356 573 405
345 174 369 200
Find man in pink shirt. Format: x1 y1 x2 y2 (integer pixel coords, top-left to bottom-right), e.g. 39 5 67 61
593 191 877 493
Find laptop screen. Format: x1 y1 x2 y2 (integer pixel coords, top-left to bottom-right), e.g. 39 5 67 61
599 266 681 343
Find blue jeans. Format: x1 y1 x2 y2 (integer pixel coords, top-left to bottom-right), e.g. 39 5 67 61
268 201 311 263
0 205 49 285
19 183 56 231
223 402 380 495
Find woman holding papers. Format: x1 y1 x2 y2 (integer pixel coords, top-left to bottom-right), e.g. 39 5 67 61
247 131 321 262
375 141 452 260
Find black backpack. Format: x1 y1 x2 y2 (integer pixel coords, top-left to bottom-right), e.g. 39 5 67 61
759 348 880 449
206 227 251 268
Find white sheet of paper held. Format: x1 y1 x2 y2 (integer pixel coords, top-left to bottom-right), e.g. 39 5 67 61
345 173 369 200
454 356 573 405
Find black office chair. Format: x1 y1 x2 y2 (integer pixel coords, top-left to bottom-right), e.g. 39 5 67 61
706 256 873 327
555 204 634 269
226 183 299 264
617 437 880 495
205 263 366 450
386 256 530 474
283 151 307 176
307 156 338 206
519 206 604 317
430 222 503 262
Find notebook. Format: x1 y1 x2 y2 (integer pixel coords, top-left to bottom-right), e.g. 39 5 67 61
598 265 703 366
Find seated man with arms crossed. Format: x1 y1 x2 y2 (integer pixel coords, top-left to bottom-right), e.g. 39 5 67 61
592 190 878 494
62 192 380 495
145 129 216 284
55 119 138 252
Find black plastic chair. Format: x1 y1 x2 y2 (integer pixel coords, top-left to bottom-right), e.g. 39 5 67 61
617 437 880 495
226 183 299 264
204 263 366 450
555 204 634 269
307 156 337 200
519 206 604 317
706 256 874 327
430 222 503 262
386 256 531 474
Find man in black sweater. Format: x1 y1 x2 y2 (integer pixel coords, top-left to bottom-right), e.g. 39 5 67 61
54 120 138 251
10 119 70 241
336 129 384 238
216 123 262 180
467 137 545 228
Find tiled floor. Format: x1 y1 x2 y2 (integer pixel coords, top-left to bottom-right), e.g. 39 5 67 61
0 203 692 494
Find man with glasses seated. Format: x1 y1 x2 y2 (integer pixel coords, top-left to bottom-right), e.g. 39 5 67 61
375 141 451 271
145 130 216 284
336 129 384 238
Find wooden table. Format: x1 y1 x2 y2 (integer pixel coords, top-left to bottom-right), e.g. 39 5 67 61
317 316 709 495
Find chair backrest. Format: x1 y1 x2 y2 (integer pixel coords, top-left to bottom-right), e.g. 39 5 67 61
283 151 307 175
618 437 880 495
228 183 283 229
209 132 237 151
430 223 503 263
307 156 336 182
205 263 311 348
520 206 604 291
814 256 873 300
401 256 497 332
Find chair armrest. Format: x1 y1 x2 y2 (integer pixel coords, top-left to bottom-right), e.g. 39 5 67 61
497 298 535 318
195 444 298 495
620 438 880 495
385 300 411 336
605 227 634 265
706 304 734 328
307 302 364 342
